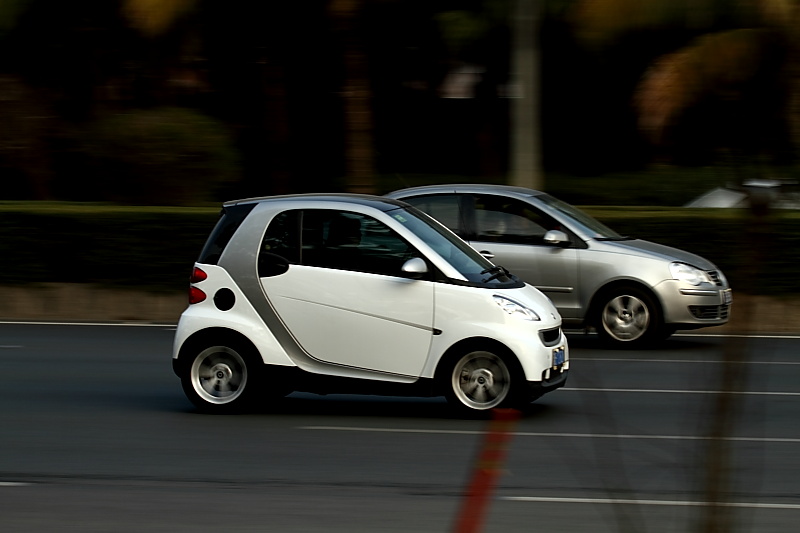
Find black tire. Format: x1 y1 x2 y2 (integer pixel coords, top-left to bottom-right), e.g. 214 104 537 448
443 349 521 413
594 285 664 347
180 341 261 414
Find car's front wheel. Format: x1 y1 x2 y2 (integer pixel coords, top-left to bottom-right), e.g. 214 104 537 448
444 349 519 413
181 342 260 413
595 286 665 346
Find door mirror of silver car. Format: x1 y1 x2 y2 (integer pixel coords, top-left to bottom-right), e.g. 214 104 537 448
401 257 428 279
543 229 569 246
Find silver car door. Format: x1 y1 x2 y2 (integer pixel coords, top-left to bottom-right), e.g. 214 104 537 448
467 194 582 320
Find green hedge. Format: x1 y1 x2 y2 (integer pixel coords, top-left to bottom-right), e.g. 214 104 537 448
0 204 219 292
1 203 797 296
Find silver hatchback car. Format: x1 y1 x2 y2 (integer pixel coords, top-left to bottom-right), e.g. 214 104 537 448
386 184 733 346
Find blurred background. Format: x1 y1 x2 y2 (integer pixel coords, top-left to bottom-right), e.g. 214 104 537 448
1 0 799 205
3 0 800 323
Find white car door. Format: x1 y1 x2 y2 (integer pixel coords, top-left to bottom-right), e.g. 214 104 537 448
259 209 435 377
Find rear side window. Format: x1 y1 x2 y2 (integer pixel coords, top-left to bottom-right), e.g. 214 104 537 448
401 194 463 235
197 203 256 264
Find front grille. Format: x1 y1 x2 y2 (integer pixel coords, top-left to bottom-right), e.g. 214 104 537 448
707 271 723 286
539 327 562 346
689 304 730 320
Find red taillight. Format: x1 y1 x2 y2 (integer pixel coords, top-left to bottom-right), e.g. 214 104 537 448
189 286 206 304
190 267 208 284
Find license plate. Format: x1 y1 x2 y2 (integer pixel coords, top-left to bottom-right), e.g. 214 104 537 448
722 289 732 305
553 346 565 367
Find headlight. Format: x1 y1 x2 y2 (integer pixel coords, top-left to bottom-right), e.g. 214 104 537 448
669 262 711 286
493 295 541 321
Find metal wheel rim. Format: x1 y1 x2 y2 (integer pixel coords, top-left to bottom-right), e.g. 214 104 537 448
190 346 248 405
451 351 511 410
602 294 650 342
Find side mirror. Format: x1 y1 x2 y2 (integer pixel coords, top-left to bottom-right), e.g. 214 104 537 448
543 229 569 246
401 257 428 279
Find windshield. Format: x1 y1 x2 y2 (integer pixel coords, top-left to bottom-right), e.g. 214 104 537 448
536 193 626 240
388 206 519 286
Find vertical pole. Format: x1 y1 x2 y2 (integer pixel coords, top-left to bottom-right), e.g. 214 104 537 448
509 0 543 190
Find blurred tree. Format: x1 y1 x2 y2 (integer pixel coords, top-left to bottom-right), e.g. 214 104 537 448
123 0 370 195
122 0 194 37
436 0 541 186
329 0 377 193
0 0 30 37
571 0 798 167
83 107 239 205
0 75 53 199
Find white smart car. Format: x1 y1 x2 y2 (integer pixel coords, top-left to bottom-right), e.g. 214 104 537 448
172 194 568 414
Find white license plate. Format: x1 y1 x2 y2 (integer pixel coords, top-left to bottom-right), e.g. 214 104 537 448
553 346 565 367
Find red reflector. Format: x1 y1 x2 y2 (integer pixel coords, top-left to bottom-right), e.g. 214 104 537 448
190 267 208 284
189 286 206 304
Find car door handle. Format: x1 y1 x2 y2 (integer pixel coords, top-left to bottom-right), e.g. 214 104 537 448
479 250 495 260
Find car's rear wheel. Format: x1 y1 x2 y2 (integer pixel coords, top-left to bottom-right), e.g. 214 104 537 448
181 342 260 413
595 286 664 346
444 349 517 412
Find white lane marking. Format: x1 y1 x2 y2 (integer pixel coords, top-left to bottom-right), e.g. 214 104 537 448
0 321 175 328
298 426 800 443
564 331 800 340
502 496 800 510
571 358 800 365
0 482 30 486
676 333 800 340
563 387 800 396
0 345 23 349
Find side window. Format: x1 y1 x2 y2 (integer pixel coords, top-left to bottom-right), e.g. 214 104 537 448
402 194 463 235
473 195 559 245
259 210 300 277
303 210 417 276
198 203 256 265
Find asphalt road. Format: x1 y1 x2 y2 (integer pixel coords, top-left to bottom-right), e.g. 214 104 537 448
1 323 799 533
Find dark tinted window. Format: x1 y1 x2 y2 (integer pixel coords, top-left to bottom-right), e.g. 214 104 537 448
401 194 463 235
198 203 256 264
260 210 300 277
259 209 417 277
261 210 300 263
473 195 561 245
304 210 416 276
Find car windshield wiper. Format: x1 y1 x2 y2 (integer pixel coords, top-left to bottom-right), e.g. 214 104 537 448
480 265 510 282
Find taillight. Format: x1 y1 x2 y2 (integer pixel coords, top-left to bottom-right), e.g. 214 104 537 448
189 286 206 304
188 267 207 304
190 267 207 283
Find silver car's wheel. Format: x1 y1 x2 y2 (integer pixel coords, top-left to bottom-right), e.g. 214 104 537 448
182 344 257 412
448 350 512 411
597 287 663 345
602 294 649 341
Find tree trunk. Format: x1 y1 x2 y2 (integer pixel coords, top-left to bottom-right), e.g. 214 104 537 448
330 0 377 194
